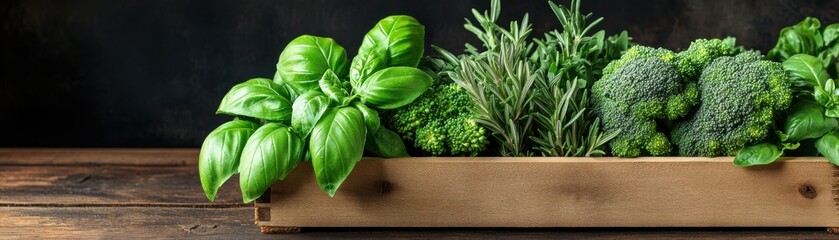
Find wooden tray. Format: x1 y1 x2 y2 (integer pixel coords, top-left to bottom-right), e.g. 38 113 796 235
253 157 839 233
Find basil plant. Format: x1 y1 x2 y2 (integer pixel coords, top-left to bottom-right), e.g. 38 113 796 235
199 15 432 202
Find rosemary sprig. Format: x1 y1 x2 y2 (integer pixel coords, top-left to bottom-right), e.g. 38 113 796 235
529 0 628 157
438 0 537 157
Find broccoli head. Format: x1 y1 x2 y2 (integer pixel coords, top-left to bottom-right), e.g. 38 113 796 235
593 46 700 157
671 51 792 156
675 37 744 80
384 82 489 156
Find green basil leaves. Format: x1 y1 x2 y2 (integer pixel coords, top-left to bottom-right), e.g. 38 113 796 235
239 123 305 202
357 67 433 109
782 101 839 142
291 91 331 138
199 120 259 201
217 78 293 121
201 15 429 201
277 35 350 93
734 143 783 167
310 107 367 196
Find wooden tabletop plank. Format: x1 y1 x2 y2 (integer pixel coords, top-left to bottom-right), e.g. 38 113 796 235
0 148 198 166
0 207 835 239
0 165 243 205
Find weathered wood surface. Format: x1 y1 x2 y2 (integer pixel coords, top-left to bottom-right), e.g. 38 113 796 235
0 149 836 238
260 157 839 227
0 148 198 165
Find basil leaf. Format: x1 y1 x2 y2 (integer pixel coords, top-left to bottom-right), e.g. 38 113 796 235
311 107 367 196
319 69 349 103
349 47 389 89
217 78 293 121
824 24 839 46
816 132 839 166
291 91 330 138
273 71 300 100
277 35 350 93
357 15 425 68
353 102 380 134
199 120 259 201
733 143 783 167
238 123 304 203
365 127 409 158
784 101 839 142
357 67 433 109
783 54 830 88
827 106 839 118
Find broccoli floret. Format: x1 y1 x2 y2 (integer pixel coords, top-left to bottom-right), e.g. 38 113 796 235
671 51 792 156
384 83 489 156
593 47 700 157
675 37 743 80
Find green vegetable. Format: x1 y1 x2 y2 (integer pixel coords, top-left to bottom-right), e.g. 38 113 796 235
365 127 410 158
733 143 783 167
357 67 433 109
441 0 537 156
529 0 625 157
354 101 381 134
385 73 489 156
675 37 744 80
318 70 349 104
310 107 367 197
201 14 430 200
238 123 304 202
291 91 330 138
592 46 700 157
671 51 792 156
781 101 838 142
217 78 293 121
199 120 258 201
783 54 830 88
351 15 425 87
816 132 839 165
277 35 350 93
768 17 839 78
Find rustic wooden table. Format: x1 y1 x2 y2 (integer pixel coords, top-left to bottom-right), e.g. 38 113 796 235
0 149 835 239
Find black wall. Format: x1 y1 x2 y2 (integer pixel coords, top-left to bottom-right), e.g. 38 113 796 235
1 0 837 147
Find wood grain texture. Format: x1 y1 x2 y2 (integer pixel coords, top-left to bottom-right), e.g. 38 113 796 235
259 157 839 227
0 148 198 165
0 165 242 205
0 207 836 239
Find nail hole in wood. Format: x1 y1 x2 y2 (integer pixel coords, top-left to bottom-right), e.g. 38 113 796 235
257 207 271 221
379 181 392 194
799 184 817 199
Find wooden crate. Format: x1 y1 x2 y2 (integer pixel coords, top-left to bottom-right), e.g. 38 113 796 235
253 157 839 233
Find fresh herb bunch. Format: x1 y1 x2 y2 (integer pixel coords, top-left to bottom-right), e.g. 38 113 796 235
767 17 839 78
529 0 627 157
437 0 538 157
199 15 432 202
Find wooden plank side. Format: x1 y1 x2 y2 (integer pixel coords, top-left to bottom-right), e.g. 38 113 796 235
261 157 839 227
0 148 198 165
0 207 260 239
0 165 243 205
0 207 834 239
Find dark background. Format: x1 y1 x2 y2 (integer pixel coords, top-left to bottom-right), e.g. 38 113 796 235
1 0 837 147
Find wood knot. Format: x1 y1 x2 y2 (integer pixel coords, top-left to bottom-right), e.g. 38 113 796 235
378 181 392 194
798 184 817 199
